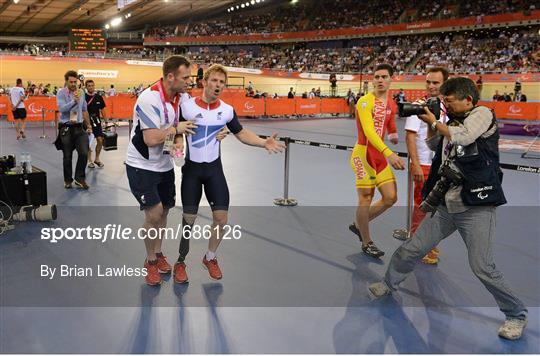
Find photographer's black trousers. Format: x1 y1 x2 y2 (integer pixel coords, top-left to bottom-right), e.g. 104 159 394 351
60 125 89 182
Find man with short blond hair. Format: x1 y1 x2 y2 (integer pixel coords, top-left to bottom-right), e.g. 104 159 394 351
173 64 286 283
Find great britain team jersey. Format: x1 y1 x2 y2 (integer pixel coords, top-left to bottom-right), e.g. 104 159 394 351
180 97 243 163
125 81 190 172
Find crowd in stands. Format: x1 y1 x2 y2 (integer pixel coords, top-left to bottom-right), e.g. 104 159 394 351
414 30 540 73
1 29 538 76
146 0 536 38
176 29 539 74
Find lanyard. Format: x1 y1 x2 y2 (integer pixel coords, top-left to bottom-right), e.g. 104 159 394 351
86 94 96 106
156 80 180 125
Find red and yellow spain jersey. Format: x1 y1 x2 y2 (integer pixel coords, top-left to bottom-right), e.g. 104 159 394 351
355 92 398 158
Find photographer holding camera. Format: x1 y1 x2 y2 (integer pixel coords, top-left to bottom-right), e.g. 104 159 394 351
56 70 92 189
370 77 527 340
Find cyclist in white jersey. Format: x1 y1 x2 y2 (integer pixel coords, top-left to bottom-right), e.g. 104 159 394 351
173 64 285 283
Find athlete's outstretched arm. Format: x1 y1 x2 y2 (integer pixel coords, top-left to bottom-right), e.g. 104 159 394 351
234 129 286 153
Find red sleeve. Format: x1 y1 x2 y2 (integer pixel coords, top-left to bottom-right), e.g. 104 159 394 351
386 102 397 136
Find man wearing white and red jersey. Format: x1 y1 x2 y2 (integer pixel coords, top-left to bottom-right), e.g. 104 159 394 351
173 64 285 283
404 66 449 264
125 55 198 286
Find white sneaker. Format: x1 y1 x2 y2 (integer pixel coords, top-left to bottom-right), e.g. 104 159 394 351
498 318 527 340
368 282 391 298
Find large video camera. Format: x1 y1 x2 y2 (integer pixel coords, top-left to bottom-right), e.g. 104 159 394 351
399 97 441 120
420 160 463 213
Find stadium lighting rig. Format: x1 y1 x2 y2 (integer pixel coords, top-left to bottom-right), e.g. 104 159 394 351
104 12 131 30
227 0 265 12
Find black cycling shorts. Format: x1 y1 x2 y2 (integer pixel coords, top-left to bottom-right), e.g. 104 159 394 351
181 158 229 214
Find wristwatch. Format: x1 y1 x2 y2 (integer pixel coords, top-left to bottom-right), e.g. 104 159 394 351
430 121 438 131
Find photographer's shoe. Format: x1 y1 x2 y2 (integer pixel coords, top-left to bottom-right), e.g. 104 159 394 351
368 281 392 298
498 318 527 340
362 241 385 258
64 180 72 189
74 179 89 189
421 248 439 265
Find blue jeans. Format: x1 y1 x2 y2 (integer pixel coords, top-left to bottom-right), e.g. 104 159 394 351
384 206 527 320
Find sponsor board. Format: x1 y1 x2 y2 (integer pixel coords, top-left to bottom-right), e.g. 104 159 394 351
298 73 355 81
224 66 263 75
126 60 163 67
78 69 119 79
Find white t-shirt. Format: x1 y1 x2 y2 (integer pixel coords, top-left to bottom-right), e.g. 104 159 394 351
404 101 448 166
125 83 190 172
10 86 25 109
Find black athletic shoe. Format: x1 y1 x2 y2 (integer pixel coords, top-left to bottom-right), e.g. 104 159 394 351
362 241 385 258
349 223 362 241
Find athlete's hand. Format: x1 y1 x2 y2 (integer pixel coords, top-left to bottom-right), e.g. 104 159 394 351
389 136 398 145
411 162 424 182
388 153 405 170
167 126 177 136
176 120 198 135
216 127 229 141
264 133 286 154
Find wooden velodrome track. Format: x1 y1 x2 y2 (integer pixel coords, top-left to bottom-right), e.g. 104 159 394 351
0 55 538 100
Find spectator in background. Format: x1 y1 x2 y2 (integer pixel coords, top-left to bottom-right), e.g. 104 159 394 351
347 89 356 118
476 75 483 97
492 90 501 101
108 84 117 97
288 87 295 98
329 73 337 97
514 80 522 98
308 88 316 99
395 88 406 104
503 92 512 102
315 87 321 97
10 78 27 140
515 91 527 102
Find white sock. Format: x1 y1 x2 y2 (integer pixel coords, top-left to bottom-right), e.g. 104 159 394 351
206 250 216 261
